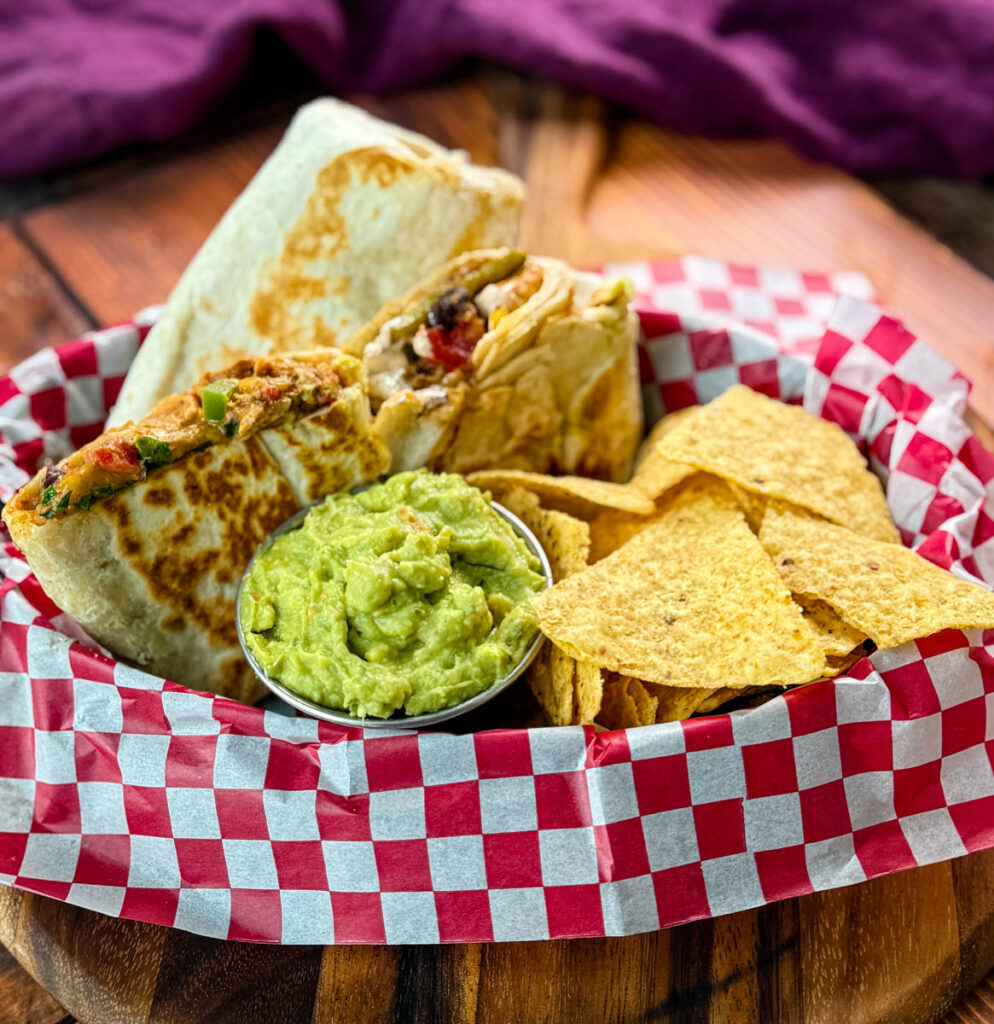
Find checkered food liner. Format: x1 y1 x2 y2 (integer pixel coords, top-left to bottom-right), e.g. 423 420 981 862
2 258 993 945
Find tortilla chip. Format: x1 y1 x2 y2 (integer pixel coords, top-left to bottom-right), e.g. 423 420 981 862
823 647 870 678
525 643 576 727
633 408 696 470
588 472 716 563
642 682 719 722
693 686 771 714
467 469 654 520
575 660 604 725
630 410 697 500
727 482 768 533
792 593 867 658
760 504 994 647
597 673 655 729
627 677 659 725
497 487 590 580
588 508 654 563
501 487 591 726
823 647 872 679
662 385 898 543
532 478 827 688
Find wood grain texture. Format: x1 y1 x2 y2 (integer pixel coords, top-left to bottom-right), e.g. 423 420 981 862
945 977 994 1024
3 870 993 1024
2 71 994 1023
0 941 67 1024
0 221 94 375
20 122 288 327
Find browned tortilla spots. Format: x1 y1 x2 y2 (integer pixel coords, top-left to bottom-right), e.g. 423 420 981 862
259 390 390 504
221 654 264 703
249 149 431 351
103 497 130 529
172 523 194 545
106 437 299 700
1 346 386 705
143 487 175 508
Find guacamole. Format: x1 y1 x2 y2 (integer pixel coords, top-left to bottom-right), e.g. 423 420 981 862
240 471 546 718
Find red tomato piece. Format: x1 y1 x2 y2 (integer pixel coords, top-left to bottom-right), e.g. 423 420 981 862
84 437 141 475
427 320 484 371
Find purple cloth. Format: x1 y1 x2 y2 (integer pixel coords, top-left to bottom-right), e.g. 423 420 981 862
2 0 994 179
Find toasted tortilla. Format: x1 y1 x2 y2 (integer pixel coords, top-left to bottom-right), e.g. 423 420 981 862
4 352 389 700
345 250 643 481
108 98 523 427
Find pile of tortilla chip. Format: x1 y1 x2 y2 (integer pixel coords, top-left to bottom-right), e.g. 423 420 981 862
468 386 994 730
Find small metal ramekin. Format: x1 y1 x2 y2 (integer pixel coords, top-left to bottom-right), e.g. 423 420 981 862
235 494 552 729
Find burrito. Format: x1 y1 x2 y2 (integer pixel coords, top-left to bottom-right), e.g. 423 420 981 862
108 98 524 427
3 351 389 701
344 249 643 481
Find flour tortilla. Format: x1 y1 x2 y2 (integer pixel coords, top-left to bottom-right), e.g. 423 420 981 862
108 98 523 427
5 356 389 701
346 250 643 482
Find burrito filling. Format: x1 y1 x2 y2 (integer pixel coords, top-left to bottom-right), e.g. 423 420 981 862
28 352 355 520
364 253 541 408
240 470 546 719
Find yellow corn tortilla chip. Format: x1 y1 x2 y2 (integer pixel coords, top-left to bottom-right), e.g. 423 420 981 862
598 674 656 730
760 504 994 647
823 648 869 678
642 682 719 722
589 472 717 563
633 408 696 469
694 686 772 714
597 674 639 730
532 478 826 688
727 482 768 533
575 660 604 725
662 385 898 543
627 677 659 725
500 487 591 725
630 410 697 501
467 469 654 520
792 593 867 658
588 508 654 564
525 643 576 727
496 487 590 580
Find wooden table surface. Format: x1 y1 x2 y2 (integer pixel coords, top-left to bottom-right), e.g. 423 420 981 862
3 69 994 1024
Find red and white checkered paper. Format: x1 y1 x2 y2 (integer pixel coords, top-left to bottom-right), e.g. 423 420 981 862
3 257 994 945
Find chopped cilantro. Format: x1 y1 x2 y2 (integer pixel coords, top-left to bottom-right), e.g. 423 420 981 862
40 485 56 505
224 418 239 438
56 491 71 512
40 508 56 519
135 435 171 470
76 484 115 511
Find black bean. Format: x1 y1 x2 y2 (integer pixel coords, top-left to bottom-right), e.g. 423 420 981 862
427 288 471 330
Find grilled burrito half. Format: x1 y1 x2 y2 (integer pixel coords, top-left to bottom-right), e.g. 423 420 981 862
3 350 389 701
344 249 643 481
107 98 524 427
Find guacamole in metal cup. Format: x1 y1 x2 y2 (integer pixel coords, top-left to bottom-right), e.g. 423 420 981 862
240 471 546 718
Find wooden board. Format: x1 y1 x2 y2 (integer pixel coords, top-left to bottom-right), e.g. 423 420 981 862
2 72 994 1023
2 855 993 1023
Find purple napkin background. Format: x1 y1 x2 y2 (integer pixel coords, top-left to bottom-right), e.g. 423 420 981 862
2 0 994 180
